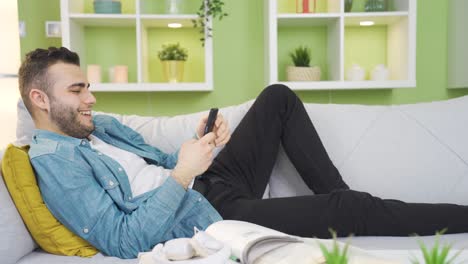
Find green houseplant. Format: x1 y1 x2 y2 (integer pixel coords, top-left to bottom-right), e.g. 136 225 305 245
158 43 188 83
287 45 321 81
317 229 351 264
411 229 463 264
192 0 228 45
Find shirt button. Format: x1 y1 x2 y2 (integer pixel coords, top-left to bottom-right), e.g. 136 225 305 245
97 152 103 156
109 180 114 186
118 167 123 172
198 198 202 202
81 141 86 146
128 197 132 201
83 228 89 234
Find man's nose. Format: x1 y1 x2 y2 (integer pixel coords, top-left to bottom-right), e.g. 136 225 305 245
85 90 97 105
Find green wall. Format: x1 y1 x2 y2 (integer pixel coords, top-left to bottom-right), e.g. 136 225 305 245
18 0 468 117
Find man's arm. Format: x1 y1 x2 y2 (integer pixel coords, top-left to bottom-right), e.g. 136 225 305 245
32 154 219 259
112 117 217 189
170 132 217 189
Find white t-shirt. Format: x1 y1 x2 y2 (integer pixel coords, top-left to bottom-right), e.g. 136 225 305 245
88 135 192 197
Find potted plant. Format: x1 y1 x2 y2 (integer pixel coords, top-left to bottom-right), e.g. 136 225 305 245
287 45 321 81
158 43 188 83
410 229 462 264
192 0 228 45
317 229 351 264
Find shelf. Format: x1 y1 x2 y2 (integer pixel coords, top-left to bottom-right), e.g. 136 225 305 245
344 11 409 26
278 13 341 27
69 14 137 27
141 26 205 83
265 0 417 90
279 80 415 90
276 0 341 14
139 0 201 15
140 14 198 28
61 0 213 92
90 82 212 92
277 19 341 82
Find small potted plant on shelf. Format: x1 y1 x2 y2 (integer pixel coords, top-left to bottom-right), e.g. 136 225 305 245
287 45 321 81
192 0 228 45
158 43 188 83
410 229 462 264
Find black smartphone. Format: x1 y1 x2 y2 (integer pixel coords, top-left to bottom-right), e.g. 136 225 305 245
203 108 218 136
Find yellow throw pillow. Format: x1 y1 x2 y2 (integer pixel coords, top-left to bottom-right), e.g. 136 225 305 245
1 144 98 257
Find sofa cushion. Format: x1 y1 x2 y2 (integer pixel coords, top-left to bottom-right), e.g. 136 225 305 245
1 144 99 257
15 99 35 147
0 148 37 264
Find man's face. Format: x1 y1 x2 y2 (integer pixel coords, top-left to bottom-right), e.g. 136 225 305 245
46 62 96 138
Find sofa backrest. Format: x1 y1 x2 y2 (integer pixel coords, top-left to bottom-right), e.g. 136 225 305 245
0 150 37 264
272 95 468 205
14 95 468 205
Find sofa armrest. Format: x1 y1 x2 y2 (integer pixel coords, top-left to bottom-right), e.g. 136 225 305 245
0 151 37 264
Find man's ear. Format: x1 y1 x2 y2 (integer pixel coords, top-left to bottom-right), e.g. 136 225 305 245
29 88 50 112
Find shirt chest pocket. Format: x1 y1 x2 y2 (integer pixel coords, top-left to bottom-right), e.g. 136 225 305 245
99 177 120 190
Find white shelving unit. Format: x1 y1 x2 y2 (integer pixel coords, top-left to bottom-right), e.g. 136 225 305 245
265 0 417 90
60 0 213 92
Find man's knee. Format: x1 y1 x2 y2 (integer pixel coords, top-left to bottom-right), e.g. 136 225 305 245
331 190 375 210
257 84 298 109
261 84 295 99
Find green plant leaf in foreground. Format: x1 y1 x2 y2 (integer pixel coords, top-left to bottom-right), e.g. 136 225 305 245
317 229 350 264
410 229 464 264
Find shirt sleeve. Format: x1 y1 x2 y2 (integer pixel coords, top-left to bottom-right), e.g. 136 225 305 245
32 154 193 259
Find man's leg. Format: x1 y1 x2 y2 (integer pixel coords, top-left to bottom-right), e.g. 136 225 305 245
205 189 468 238
201 84 468 237
203 84 348 199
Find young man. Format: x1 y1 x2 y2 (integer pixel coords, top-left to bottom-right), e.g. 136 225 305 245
20 47 468 259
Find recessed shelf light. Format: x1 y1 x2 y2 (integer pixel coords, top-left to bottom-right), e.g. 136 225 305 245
360 21 375 26
168 23 182 28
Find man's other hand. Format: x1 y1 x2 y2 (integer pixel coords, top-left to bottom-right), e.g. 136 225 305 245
172 132 216 189
196 112 231 147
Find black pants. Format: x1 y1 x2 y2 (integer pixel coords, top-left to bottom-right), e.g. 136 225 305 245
195 84 468 238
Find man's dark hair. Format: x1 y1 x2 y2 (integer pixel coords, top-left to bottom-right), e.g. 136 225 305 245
18 47 80 116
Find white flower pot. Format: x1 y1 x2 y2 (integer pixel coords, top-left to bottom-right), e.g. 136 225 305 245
286 66 321 81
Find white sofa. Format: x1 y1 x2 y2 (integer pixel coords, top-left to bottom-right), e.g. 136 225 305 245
1 94 468 264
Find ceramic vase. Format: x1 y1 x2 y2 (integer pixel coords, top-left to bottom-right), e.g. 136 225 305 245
162 61 185 83
346 64 366 81
296 0 317 13
365 0 388 12
93 0 121 14
345 0 353 12
165 0 185 14
371 64 389 81
87 64 101 83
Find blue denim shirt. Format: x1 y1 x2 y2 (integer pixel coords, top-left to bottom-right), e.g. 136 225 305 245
29 115 222 259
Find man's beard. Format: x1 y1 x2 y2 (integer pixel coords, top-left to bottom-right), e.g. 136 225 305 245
49 97 95 138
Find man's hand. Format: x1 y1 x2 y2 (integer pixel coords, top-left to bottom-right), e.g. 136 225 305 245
171 132 216 189
196 112 231 147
